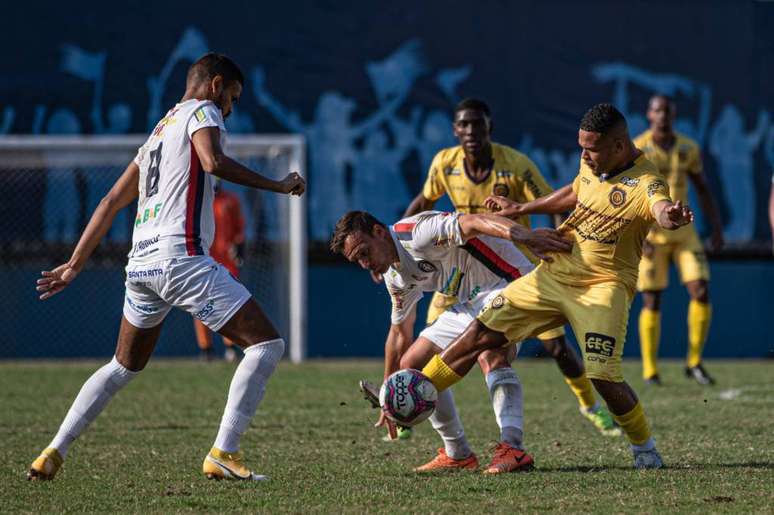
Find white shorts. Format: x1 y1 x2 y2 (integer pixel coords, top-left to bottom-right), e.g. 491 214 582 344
419 289 521 352
123 255 251 331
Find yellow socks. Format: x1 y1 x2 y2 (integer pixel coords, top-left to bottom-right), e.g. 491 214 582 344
421 354 462 392
687 300 711 368
613 402 651 446
639 308 661 379
564 375 597 410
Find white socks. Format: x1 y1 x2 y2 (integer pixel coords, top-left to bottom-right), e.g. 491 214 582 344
213 338 285 453
49 356 138 458
486 367 524 448
429 388 472 460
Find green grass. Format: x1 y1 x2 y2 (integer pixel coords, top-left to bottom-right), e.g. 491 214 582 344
2 359 772 513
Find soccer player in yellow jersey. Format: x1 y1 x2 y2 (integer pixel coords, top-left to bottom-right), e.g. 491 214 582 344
634 95 723 386
402 98 619 437
419 104 695 469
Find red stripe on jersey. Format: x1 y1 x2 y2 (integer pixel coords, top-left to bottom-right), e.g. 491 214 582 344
467 238 522 280
185 142 201 256
393 222 416 233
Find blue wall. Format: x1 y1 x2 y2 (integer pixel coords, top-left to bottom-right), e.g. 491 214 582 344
6 261 769 359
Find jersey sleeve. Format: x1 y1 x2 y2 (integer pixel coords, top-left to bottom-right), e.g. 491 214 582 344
411 212 465 251
187 102 226 139
422 153 447 201
642 175 672 221
687 145 703 175
516 157 553 201
385 276 423 325
133 140 148 166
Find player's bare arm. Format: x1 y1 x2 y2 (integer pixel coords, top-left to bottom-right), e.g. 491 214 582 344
652 200 694 230
485 184 577 218
403 192 436 218
191 127 305 195
375 308 417 433
688 172 724 251
36 162 140 300
457 213 572 262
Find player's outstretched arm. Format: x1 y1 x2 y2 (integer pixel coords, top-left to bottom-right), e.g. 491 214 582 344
458 213 572 262
376 308 417 434
191 127 305 196
652 200 694 231
485 184 577 218
36 162 140 300
403 192 436 218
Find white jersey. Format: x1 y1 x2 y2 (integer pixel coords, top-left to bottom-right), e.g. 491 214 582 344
129 99 227 262
384 211 535 324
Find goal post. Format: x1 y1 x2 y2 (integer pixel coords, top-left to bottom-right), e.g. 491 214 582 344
0 135 307 362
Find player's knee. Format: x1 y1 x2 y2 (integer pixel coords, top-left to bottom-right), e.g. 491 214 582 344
687 281 709 302
641 291 661 311
114 353 147 373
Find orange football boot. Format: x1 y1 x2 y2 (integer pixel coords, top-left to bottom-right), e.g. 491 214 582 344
413 448 478 472
483 442 534 474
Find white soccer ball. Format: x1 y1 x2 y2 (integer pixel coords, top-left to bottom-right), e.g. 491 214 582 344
379 369 437 426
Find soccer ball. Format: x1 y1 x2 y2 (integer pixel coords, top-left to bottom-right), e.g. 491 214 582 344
379 369 437 426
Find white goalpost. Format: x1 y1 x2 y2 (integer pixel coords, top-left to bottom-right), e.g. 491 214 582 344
0 135 307 362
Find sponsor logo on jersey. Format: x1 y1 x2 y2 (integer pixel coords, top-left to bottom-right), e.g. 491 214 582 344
619 176 639 187
585 333 615 358
151 107 179 137
418 260 437 273
193 299 215 321
496 170 512 178
194 108 207 123
522 169 542 198
493 183 510 197
132 235 160 254
564 202 632 244
467 285 481 301
647 179 667 198
581 176 591 185
609 187 626 207
444 167 461 176
135 203 163 227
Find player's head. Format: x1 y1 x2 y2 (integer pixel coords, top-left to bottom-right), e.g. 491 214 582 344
646 94 676 132
186 53 244 119
578 103 632 176
330 211 396 274
453 98 492 154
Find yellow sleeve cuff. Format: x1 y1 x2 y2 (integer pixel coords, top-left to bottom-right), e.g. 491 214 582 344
421 354 462 392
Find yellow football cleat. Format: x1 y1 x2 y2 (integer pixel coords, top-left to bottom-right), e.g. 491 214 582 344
202 448 267 481
27 448 63 481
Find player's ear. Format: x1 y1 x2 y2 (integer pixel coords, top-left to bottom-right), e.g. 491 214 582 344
211 75 224 97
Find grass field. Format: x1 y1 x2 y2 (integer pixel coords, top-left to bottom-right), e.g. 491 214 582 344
2 358 773 513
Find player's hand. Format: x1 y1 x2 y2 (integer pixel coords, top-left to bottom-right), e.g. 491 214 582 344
374 411 398 440
36 263 79 300
370 270 383 283
665 200 694 228
485 195 523 217
278 172 306 196
707 230 724 253
512 227 573 262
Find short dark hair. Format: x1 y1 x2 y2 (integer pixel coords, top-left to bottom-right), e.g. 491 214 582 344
454 98 491 118
187 52 244 88
579 103 627 134
330 211 385 254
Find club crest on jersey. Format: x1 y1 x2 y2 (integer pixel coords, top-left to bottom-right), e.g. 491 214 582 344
493 183 510 197
619 176 639 187
609 187 626 207
417 260 436 273
491 295 505 309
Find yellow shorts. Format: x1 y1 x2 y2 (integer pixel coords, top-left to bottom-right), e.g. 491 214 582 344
477 265 632 382
637 230 710 291
427 291 565 340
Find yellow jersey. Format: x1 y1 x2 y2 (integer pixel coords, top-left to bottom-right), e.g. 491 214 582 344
422 143 553 229
634 130 702 244
547 154 672 292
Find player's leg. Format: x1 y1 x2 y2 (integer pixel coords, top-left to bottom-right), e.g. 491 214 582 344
678 235 714 384
222 336 240 363
637 241 670 384
567 283 663 469
402 316 481 470
28 317 164 480
537 332 621 436
193 318 215 361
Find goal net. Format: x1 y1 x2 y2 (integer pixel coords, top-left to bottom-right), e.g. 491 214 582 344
0 135 307 362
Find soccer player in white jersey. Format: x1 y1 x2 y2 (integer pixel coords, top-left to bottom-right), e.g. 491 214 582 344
331 210 573 473
27 53 305 482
